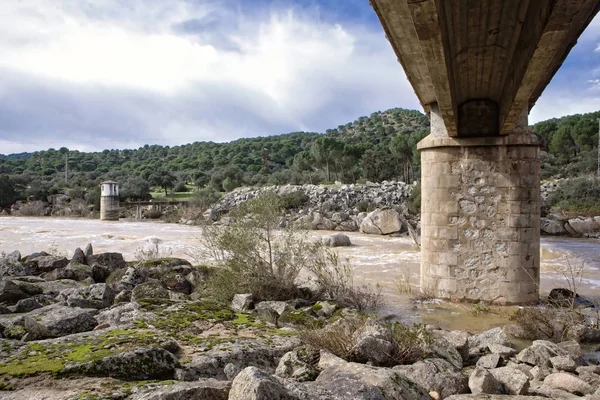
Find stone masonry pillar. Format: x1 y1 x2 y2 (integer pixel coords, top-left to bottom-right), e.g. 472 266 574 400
417 106 541 304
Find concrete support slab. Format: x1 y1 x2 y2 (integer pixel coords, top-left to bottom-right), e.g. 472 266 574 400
418 134 541 304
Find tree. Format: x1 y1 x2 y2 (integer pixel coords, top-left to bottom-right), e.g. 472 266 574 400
148 169 176 196
0 174 17 208
120 176 151 201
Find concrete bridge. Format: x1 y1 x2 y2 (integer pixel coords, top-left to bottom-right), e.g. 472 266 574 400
371 0 600 304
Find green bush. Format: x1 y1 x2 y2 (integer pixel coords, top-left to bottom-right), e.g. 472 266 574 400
550 178 600 214
356 200 376 213
407 182 421 216
173 182 189 192
279 191 309 210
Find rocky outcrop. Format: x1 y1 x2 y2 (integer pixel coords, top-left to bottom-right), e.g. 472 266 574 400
212 182 414 234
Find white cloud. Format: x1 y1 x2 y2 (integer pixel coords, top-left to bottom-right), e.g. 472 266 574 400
0 0 419 153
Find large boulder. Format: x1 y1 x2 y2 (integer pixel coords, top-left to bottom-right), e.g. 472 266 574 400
141 258 193 280
131 281 170 303
468 327 512 355
229 367 295 400
544 372 595 395
66 347 180 380
86 252 127 273
0 252 34 277
322 233 352 247
516 340 568 367
315 353 431 400
130 380 230 400
0 279 30 303
488 367 530 395
231 294 254 312
22 304 98 339
468 367 502 395
360 208 403 235
275 347 320 382
540 218 567 235
394 358 468 398
566 217 600 236
58 283 116 309
34 256 69 272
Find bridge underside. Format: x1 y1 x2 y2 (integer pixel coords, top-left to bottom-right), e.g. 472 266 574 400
372 0 600 304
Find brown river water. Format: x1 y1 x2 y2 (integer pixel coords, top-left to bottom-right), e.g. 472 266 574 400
1 216 599 333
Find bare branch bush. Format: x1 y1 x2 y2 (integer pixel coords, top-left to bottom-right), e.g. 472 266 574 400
134 238 172 262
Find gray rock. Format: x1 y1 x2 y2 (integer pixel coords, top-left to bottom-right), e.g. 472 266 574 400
476 354 501 369
322 233 352 247
275 347 319 382
360 208 403 235
58 283 116 309
541 218 567 235
114 290 132 304
22 304 98 338
14 297 44 313
544 372 594 395
71 248 86 264
549 356 578 372
394 358 467 398
468 367 502 395
87 252 126 273
229 367 295 400
231 293 254 312
316 356 431 400
487 344 517 358
516 340 567 367
0 279 30 303
95 302 149 327
468 327 512 355
351 322 394 365
187 335 300 379
91 264 111 283
130 380 230 400
34 279 84 297
530 365 552 381
66 347 180 380
432 330 470 362
64 262 93 281
132 281 170 303
489 367 530 395
255 301 293 324
84 243 93 258
224 363 242 380
35 256 69 272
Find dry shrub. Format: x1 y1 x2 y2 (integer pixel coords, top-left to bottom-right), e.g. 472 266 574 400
411 286 436 302
300 314 371 360
301 314 432 366
307 250 384 311
509 306 584 342
14 201 46 216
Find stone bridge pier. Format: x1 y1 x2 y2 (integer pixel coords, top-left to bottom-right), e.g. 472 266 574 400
372 0 600 304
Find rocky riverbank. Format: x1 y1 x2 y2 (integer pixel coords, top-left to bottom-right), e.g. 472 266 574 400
1 245 600 399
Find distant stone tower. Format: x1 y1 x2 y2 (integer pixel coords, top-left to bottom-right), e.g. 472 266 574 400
100 181 120 221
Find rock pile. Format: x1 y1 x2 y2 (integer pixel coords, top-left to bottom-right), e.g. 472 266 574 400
211 182 414 234
2 246 600 399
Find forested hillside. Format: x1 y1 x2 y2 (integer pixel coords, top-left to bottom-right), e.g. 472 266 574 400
1 107 598 212
0 108 428 208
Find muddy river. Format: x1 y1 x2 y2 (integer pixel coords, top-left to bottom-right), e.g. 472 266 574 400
1 216 599 332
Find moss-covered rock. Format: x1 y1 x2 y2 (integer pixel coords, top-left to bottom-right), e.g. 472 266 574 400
131 281 170 304
65 347 180 380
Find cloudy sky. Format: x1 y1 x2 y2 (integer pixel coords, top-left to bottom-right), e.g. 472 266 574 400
0 0 599 155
